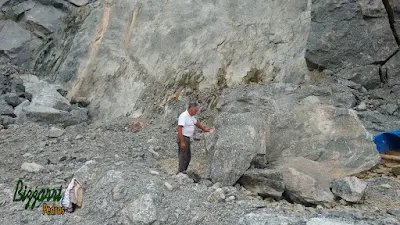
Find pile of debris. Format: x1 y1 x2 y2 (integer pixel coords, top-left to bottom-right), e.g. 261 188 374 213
0 73 89 129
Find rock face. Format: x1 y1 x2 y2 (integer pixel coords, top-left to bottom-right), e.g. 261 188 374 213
306 0 396 72
53 0 313 120
206 84 380 186
0 20 42 69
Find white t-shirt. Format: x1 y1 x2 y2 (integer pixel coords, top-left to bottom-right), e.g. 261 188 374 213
178 110 197 137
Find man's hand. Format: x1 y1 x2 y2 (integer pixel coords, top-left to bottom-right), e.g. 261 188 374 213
180 141 186 150
202 127 212 132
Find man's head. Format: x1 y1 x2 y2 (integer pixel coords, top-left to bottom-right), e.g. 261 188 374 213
187 102 199 116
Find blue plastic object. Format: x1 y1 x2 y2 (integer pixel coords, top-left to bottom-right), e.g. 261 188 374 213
374 130 400 154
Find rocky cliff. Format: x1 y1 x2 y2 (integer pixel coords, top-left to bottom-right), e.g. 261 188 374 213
1 0 400 224
2 0 400 131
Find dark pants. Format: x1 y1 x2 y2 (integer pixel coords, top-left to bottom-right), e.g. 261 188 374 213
178 136 191 173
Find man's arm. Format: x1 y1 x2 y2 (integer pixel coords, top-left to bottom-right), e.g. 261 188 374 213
177 125 185 143
195 122 211 132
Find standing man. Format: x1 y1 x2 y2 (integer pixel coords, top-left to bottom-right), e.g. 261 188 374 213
177 103 211 173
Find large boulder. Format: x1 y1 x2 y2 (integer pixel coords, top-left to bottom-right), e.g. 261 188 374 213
207 84 380 186
275 157 335 207
237 168 284 200
16 105 87 126
21 75 71 111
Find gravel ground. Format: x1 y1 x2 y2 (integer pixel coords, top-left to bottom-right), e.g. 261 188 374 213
0 122 399 225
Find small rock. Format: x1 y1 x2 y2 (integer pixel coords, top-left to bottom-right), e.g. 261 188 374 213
225 195 236 202
4 93 22 107
47 127 65 138
164 182 173 191
89 134 97 140
148 148 159 158
75 135 83 140
121 194 157 225
339 199 349 205
392 166 400 176
21 162 45 172
1 116 16 125
380 184 392 189
175 173 193 184
207 188 225 203
331 176 367 203
375 168 389 174
211 182 222 190
200 179 213 187
316 205 324 211
59 156 67 161
149 170 159 175
22 153 33 158
294 203 305 212
357 102 367 111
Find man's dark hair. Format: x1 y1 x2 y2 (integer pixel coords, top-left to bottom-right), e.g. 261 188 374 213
188 102 198 109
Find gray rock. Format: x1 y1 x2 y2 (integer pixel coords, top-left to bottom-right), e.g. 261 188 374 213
207 188 225 203
23 3 65 36
0 115 16 126
207 111 268 185
357 102 367 111
29 82 71 111
10 77 25 94
21 162 45 172
337 65 381 90
207 84 380 186
121 194 157 225
175 173 193 184
331 176 367 203
3 93 22 107
238 168 284 200
276 157 335 207
357 110 400 135
0 20 42 69
305 0 396 72
70 108 89 123
164 182 173 191
16 105 81 126
11 0 36 16
0 98 15 117
73 160 97 186
378 103 398 115
392 166 400 176
14 99 30 117
47 127 65 138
